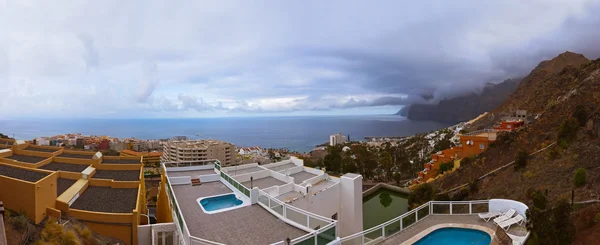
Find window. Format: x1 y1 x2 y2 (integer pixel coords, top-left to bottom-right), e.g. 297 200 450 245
479 144 485 150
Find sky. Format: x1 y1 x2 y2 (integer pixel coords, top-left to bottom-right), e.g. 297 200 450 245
1 0 600 118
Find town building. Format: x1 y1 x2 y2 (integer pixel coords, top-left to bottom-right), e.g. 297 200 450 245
120 149 162 167
109 141 127 152
160 139 235 166
329 133 347 146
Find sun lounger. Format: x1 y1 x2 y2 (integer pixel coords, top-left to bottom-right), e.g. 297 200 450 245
493 209 516 224
478 211 501 222
497 214 525 231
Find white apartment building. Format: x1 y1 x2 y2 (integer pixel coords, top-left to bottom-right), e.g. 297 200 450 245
329 133 347 146
161 139 235 165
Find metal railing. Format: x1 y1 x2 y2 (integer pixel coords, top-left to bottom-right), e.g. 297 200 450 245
163 164 224 245
258 190 338 245
338 200 490 245
216 163 250 197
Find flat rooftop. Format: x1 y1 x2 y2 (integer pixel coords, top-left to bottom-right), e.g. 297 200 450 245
57 178 76 196
290 171 317 184
39 162 89 173
277 191 303 203
227 166 265 175
266 162 296 172
172 182 305 244
241 177 286 189
101 159 140 164
309 180 337 195
4 154 49 164
70 186 138 213
57 153 92 159
0 164 49 182
24 147 59 153
92 170 140 181
167 169 216 177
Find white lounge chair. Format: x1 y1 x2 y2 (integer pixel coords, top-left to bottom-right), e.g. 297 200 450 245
493 209 516 224
497 214 525 231
478 211 502 222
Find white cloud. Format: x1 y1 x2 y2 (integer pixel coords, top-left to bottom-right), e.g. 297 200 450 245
2 0 600 118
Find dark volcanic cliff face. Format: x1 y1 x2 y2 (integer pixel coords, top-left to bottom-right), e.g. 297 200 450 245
398 78 521 123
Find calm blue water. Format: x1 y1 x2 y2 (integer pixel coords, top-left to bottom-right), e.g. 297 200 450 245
200 194 243 211
413 228 491 245
0 116 450 152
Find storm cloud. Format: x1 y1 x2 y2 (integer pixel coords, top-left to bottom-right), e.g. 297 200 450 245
2 0 600 118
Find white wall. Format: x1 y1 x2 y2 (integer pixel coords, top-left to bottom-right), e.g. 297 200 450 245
339 174 363 237
222 163 259 173
199 174 220 183
290 157 304 167
489 199 529 218
291 182 341 221
166 164 213 172
282 166 304 175
137 225 152 245
270 170 294 183
233 170 271 183
262 159 293 169
303 167 324 176
168 176 191 185
303 174 329 186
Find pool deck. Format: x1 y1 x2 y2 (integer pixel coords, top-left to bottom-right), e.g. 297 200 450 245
267 163 296 172
290 171 317 184
241 176 286 189
167 169 216 177
379 215 507 245
172 182 306 244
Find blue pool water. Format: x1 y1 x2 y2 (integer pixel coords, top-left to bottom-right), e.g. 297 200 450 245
199 194 243 212
413 228 491 245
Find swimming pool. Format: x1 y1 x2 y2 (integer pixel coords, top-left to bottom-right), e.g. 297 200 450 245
199 194 243 213
413 228 491 245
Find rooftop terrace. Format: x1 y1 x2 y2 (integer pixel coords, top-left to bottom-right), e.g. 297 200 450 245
24 147 59 153
172 182 306 244
40 162 89 173
290 171 317 184
57 178 76 196
70 186 138 213
0 164 49 182
92 170 140 181
101 159 140 164
227 166 265 175
241 176 286 189
166 169 216 177
4 154 49 163
266 162 296 172
57 153 92 159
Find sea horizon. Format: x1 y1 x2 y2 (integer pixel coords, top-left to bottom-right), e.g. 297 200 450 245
0 115 452 153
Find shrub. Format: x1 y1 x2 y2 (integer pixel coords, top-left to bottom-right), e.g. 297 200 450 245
573 105 588 126
468 180 479 194
408 183 435 209
595 213 600 223
39 219 82 245
557 117 580 147
574 168 587 187
531 191 547 210
514 150 529 170
438 162 453 174
9 212 29 232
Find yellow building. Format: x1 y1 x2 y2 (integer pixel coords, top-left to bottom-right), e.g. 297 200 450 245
0 141 145 245
120 149 162 167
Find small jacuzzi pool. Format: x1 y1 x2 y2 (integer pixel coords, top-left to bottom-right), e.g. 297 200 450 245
413 228 491 245
198 194 244 213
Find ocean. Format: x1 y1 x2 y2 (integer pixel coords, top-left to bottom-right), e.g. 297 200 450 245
0 115 451 153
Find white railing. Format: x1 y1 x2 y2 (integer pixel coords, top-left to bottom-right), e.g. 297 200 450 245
338 200 490 245
163 159 219 167
258 190 338 245
163 164 224 245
